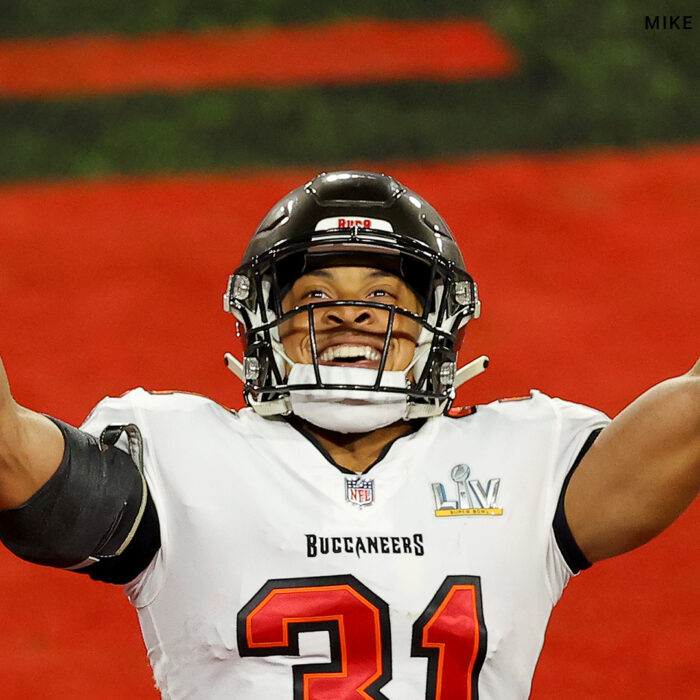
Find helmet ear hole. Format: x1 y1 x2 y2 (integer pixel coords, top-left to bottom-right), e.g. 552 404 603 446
427 344 456 391
245 341 272 386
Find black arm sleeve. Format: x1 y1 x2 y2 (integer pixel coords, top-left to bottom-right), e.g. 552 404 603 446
552 427 604 573
82 489 160 584
0 417 160 584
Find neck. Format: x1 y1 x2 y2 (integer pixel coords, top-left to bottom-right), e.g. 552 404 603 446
290 417 418 472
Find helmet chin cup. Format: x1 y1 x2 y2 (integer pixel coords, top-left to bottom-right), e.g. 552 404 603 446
225 348 489 422
286 364 409 432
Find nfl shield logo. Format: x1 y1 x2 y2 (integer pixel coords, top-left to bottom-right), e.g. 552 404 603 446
345 476 375 508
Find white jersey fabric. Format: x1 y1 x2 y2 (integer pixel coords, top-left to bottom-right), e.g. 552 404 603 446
81 388 609 700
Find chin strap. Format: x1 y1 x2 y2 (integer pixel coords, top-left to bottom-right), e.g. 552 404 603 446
224 352 245 381
225 353 292 415
454 355 490 388
405 400 447 419
403 355 490 419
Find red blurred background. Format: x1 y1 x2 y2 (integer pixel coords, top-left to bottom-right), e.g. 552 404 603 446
1 145 698 697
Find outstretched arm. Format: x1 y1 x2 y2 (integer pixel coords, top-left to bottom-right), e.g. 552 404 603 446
0 355 65 509
0 354 159 582
566 358 700 563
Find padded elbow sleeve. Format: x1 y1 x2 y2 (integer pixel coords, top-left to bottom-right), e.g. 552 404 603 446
0 417 148 569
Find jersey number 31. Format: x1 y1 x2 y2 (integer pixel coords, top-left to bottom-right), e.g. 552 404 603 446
237 574 486 700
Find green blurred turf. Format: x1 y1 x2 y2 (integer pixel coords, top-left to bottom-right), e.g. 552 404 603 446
0 1 697 181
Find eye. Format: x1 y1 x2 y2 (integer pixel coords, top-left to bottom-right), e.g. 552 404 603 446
303 289 329 299
368 288 395 299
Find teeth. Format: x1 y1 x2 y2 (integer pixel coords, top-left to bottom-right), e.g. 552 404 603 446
318 344 382 362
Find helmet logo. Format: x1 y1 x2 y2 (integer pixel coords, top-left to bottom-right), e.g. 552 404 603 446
314 216 394 232
340 218 371 228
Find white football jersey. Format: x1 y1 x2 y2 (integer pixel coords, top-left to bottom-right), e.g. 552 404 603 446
81 388 609 700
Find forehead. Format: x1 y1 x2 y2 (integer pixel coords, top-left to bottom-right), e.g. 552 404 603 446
282 265 423 310
293 266 404 285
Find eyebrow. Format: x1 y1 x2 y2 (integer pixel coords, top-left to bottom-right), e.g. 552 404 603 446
304 269 396 280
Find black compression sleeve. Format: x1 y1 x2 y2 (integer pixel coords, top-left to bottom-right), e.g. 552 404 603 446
0 417 160 580
552 428 604 573
82 489 161 584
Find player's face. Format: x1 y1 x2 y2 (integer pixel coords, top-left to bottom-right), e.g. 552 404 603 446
280 266 422 373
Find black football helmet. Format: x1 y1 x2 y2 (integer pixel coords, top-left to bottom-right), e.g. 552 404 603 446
223 171 486 417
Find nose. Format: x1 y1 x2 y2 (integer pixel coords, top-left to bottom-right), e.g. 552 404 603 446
319 304 375 328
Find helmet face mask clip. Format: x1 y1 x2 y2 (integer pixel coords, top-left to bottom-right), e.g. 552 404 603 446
223 171 487 425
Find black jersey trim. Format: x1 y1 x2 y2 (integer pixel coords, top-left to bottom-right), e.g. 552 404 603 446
553 427 604 574
286 417 424 474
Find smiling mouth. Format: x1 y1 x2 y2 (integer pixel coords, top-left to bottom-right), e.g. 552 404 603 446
317 344 384 367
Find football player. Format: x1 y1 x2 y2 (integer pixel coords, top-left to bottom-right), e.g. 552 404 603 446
0 171 698 699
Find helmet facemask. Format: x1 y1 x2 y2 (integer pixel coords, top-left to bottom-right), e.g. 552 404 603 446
224 226 483 423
